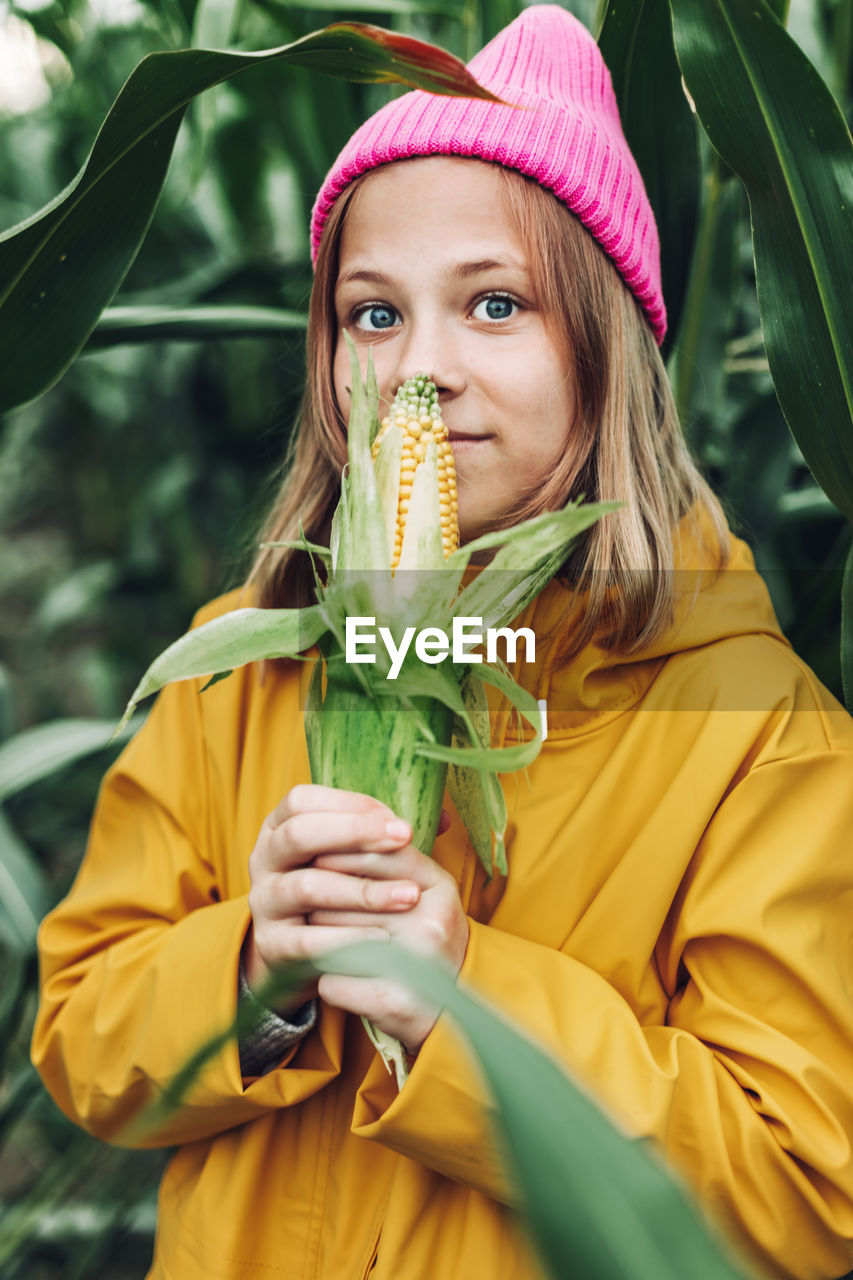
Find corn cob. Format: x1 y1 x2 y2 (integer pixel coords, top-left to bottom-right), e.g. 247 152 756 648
122 345 612 1089
306 374 460 1086
312 374 457 863
372 376 459 568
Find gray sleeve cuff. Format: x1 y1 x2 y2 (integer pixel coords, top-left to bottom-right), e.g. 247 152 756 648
237 961 317 1077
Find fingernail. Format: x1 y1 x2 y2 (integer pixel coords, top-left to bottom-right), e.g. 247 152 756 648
384 819 410 841
390 883 418 905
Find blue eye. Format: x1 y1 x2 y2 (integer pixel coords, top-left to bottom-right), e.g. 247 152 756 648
473 294 517 322
354 304 399 332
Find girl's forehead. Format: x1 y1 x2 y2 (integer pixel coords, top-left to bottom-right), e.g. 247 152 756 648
338 157 528 272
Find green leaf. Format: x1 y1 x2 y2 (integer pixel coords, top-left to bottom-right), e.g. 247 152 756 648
0 1064 44 1151
373 427 405 561
598 0 700 355
334 339 390 574
260 536 333 566
446 671 508 877
670 156 741 431
449 501 618 630
0 22 501 413
192 0 241 50
669 0 853 523
0 716 142 804
199 671 234 693
189 0 243 170
0 810 51 952
842 538 853 710
330 470 347 574
117 605 328 730
272 0 462 13
412 659 543 772
84 304 307 349
315 941 749 1280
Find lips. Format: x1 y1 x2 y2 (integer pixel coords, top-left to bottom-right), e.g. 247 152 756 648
448 431 491 446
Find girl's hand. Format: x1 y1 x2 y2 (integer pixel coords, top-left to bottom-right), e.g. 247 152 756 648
310 842 469 1056
243 784 423 1017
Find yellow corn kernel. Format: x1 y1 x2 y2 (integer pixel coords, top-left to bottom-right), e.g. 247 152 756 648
372 375 459 569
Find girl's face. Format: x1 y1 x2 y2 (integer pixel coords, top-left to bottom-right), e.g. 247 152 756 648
332 156 576 545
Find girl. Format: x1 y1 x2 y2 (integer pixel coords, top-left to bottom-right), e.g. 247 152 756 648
32 7 853 1280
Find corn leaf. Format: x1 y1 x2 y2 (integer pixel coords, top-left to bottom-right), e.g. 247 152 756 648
118 605 328 730
598 0 700 356
365 658 538 775
334 340 390 574
446 672 509 877
365 353 381 444
669 0 853 524
329 470 347 575
449 502 618 629
270 0 462 13
0 716 141 803
316 941 750 1280
0 811 51 952
373 430 405 562
410 660 543 772
379 663 471 724
85 305 307 349
0 24 500 413
261 537 333 566
842 540 853 708
189 0 241 164
379 501 615 653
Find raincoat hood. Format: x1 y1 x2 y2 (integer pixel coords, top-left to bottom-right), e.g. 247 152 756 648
504 506 785 733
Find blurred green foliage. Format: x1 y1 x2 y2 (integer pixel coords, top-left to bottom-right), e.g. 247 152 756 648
0 0 851 1275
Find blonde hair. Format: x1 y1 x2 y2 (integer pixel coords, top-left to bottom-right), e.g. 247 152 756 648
248 161 728 655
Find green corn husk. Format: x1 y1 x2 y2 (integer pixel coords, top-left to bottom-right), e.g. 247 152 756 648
119 337 617 1086
304 655 453 1087
305 660 453 859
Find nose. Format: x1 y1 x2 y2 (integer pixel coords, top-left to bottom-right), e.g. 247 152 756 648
385 314 465 407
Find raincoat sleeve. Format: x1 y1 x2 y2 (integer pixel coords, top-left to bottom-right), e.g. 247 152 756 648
31 625 341 1150
352 730 853 1279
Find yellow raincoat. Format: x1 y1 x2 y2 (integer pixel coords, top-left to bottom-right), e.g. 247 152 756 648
32 521 853 1280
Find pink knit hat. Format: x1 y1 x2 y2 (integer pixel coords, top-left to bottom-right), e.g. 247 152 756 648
310 5 666 343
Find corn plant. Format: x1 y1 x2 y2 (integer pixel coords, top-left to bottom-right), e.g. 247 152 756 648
118 344 613 1081
0 713 159 1280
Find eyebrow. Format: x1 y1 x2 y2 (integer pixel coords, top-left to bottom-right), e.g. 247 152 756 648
455 258 526 279
336 258 526 290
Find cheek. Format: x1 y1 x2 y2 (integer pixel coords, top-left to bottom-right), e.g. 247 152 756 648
531 363 575 456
